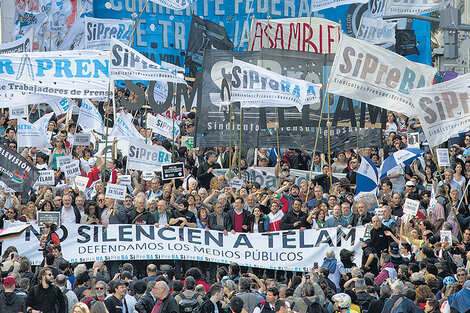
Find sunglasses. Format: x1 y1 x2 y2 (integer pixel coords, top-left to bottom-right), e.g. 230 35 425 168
95 287 104 290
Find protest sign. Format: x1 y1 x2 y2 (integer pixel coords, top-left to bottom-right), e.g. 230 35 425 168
63 160 80 179
57 156 72 170
9 106 28 119
356 17 396 45
327 35 436 117
142 172 156 181
105 183 127 200
0 145 39 192
127 138 171 172
37 212 61 226
84 17 132 50
384 0 451 16
249 17 341 53
34 170 55 186
147 114 157 130
33 112 54 134
0 50 110 98
110 112 145 141
74 133 91 146
74 176 89 192
17 118 49 148
47 98 73 116
118 175 131 186
440 230 452 246
403 198 420 217
407 133 420 149
230 178 244 189
436 149 450 167
153 115 181 139
409 73 470 147
162 163 185 181
3 223 365 269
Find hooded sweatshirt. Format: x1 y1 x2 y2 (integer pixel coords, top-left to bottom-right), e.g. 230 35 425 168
0 290 26 313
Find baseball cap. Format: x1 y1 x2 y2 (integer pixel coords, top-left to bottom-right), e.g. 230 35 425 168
405 181 415 187
88 157 97 167
3 277 17 287
360 238 371 245
389 242 399 254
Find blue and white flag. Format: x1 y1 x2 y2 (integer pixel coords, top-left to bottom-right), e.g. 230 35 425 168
77 99 105 133
33 112 54 134
17 118 49 148
356 157 379 195
109 112 145 142
380 148 425 178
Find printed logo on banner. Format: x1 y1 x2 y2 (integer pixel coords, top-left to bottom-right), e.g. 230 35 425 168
85 17 132 50
162 163 184 180
127 138 171 172
105 183 127 200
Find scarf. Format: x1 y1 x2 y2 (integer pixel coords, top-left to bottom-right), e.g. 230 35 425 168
322 258 337 274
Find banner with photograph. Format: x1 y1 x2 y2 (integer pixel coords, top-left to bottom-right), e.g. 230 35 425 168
327 35 436 117
127 138 172 172
249 17 341 53
357 17 396 44
2 223 364 269
85 17 132 50
410 73 470 147
384 0 451 16
0 145 39 192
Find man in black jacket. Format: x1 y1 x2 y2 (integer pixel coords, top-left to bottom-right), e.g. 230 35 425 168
196 151 221 190
135 281 157 313
128 195 155 225
26 268 66 313
0 277 26 313
152 281 179 313
279 199 308 230
348 200 373 227
199 283 225 313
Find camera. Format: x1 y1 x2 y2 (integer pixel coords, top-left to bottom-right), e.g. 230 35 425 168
305 273 310 279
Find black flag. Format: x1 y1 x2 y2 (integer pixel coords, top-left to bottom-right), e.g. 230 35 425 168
395 30 419 56
185 15 234 75
0 145 39 192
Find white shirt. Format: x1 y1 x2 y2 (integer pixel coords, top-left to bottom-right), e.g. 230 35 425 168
157 213 168 226
61 206 76 223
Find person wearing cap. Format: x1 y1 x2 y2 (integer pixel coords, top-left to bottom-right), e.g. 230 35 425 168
361 238 379 276
86 152 105 188
389 242 405 271
332 293 358 313
0 276 26 313
105 280 129 313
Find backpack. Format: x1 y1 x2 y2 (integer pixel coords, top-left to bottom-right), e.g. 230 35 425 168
304 298 328 313
178 292 200 313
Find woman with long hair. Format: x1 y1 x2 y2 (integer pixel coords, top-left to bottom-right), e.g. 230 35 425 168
50 138 68 170
39 200 54 212
249 207 269 233
80 201 101 225
19 202 37 223
2 208 18 224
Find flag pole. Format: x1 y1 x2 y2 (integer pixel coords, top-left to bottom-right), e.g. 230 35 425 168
327 93 333 186
237 107 242 179
228 102 233 182
275 107 281 187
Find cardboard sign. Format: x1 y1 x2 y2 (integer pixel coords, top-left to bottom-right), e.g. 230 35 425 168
142 171 155 181
74 176 89 192
440 230 452 246
63 160 80 178
162 163 184 180
436 148 450 167
230 178 244 189
37 211 61 226
118 175 131 186
74 133 91 146
181 136 194 148
403 198 420 217
10 106 28 119
57 156 72 170
35 170 55 186
105 183 127 200
407 132 420 149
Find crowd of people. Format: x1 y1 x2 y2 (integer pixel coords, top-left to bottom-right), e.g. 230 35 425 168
0 98 469 313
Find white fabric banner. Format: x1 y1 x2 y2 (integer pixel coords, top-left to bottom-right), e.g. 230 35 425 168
152 114 181 139
109 112 145 141
149 0 195 10
2 222 364 269
0 50 110 98
127 137 171 172
0 81 61 107
311 0 369 11
327 35 436 117
47 98 74 116
77 99 105 133
357 17 396 45
384 0 451 16
231 58 308 112
33 112 54 134
249 17 341 53
85 17 132 50
58 17 86 51
17 118 49 148
0 31 33 54
410 73 470 147
110 38 186 84
11 9 46 40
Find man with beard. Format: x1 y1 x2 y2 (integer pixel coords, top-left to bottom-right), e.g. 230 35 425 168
197 151 221 190
231 151 253 185
279 199 308 230
276 183 303 211
26 268 66 313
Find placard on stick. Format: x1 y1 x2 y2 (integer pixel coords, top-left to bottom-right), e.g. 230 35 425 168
230 178 244 190
74 133 91 146
105 183 127 201
436 148 450 167
403 198 420 217
142 171 155 181
440 230 452 246
63 160 80 178
37 211 61 226
74 176 89 192
118 175 131 186
35 170 55 186
162 163 184 181
407 132 420 149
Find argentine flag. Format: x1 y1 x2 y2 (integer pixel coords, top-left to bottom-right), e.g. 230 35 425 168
356 157 379 195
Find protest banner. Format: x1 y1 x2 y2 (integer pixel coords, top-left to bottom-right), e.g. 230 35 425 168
110 112 145 141
436 148 451 167
146 114 157 130
198 49 384 150
162 163 185 181
311 0 369 11
149 0 195 10
37 212 61 226
11 9 46 40
105 183 127 201
63 160 80 179
410 73 470 147
127 138 171 172
17 118 48 148
74 176 89 192
74 133 91 146
3 223 365 269
356 17 396 45
152 115 181 139
85 17 132 50
47 98 73 116
0 224 30 242
327 35 436 117
77 99 105 133
0 50 110 98
249 17 341 53
118 175 131 186
33 112 54 134
10 106 28 119
0 81 60 107
407 133 420 149
403 198 420 217
59 17 86 51
0 145 39 192
57 156 72 170
34 170 55 187
0 31 32 54
384 0 451 16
